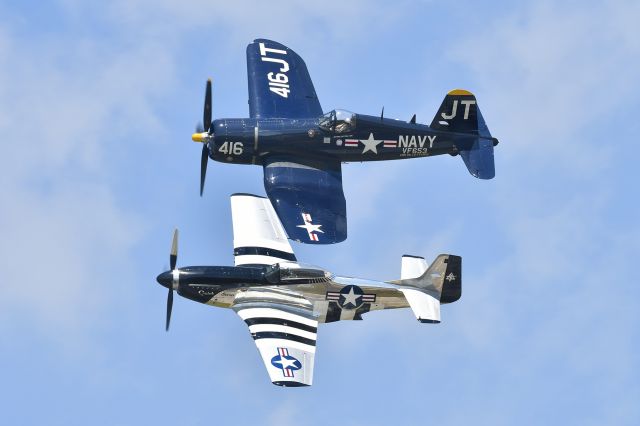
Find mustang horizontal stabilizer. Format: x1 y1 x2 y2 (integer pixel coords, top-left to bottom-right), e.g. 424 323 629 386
234 304 317 387
263 157 347 244
391 254 462 323
431 89 496 179
246 39 322 119
230 194 296 266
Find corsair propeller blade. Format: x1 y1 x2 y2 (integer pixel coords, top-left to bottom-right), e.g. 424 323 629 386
200 145 208 197
204 78 212 131
166 286 173 331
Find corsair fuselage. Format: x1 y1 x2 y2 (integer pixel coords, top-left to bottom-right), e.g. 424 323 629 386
206 112 497 166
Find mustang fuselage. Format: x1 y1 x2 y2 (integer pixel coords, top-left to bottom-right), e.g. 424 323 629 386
157 262 460 324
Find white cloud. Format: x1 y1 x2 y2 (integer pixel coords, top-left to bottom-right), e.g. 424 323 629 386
0 18 173 341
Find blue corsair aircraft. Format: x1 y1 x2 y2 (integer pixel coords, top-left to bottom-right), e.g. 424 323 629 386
193 38 499 245
158 194 462 387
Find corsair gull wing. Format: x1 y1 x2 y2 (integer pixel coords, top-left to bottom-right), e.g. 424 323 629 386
263 157 347 244
246 38 322 119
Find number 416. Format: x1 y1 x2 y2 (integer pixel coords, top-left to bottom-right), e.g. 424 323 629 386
219 142 244 155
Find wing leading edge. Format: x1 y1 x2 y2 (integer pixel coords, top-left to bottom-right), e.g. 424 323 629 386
263 157 347 244
246 39 322 119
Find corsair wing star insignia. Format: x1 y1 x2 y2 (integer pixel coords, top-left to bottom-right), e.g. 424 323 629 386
296 212 324 241
192 38 500 244
156 195 463 387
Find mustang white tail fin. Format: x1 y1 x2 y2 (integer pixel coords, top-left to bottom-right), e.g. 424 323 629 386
401 255 428 280
230 194 296 266
390 254 462 323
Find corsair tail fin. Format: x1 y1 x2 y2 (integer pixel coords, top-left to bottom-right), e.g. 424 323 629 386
431 90 497 179
390 254 462 323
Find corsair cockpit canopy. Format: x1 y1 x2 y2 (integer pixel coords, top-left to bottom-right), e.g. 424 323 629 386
319 110 356 134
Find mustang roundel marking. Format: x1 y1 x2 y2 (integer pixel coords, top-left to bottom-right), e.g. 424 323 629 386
271 347 302 378
296 213 323 241
326 285 376 309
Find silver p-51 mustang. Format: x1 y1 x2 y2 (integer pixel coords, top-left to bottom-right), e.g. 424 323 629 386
156 194 462 387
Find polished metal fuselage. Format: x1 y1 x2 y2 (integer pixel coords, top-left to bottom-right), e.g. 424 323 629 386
162 266 410 324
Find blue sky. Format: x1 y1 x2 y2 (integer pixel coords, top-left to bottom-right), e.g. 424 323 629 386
1 0 639 424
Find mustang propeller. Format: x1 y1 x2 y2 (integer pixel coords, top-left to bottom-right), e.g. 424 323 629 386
192 78 213 196
157 229 180 331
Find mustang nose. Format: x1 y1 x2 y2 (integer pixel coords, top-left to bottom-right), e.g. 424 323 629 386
157 271 172 289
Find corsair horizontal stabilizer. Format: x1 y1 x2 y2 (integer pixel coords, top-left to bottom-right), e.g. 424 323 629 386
230 194 296 266
460 137 495 179
431 89 496 179
390 254 462 323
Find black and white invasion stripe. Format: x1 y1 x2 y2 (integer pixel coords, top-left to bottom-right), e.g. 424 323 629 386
235 307 318 351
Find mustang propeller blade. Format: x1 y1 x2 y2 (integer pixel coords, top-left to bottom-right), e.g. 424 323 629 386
192 79 213 196
166 229 179 331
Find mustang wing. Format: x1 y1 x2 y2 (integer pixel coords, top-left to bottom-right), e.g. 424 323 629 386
233 298 318 387
230 193 297 266
263 157 347 244
246 38 322 119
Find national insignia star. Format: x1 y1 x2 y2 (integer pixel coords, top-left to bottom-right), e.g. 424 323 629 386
297 221 324 234
341 287 361 307
275 356 299 370
360 133 382 154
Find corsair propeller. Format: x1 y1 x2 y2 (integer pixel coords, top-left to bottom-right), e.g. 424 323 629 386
192 78 213 196
166 229 179 331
